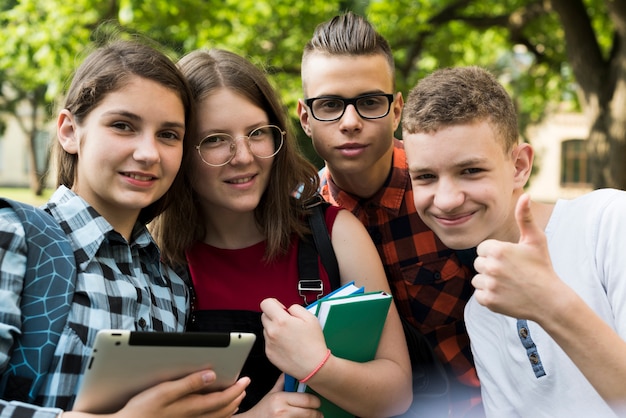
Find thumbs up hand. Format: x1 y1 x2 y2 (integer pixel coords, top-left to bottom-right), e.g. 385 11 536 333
472 193 563 321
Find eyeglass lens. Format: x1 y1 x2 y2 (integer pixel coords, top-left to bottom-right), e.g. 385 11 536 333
197 125 284 166
309 94 392 121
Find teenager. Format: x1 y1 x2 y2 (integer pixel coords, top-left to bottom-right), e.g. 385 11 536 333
151 48 412 417
0 39 249 417
403 65 626 417
298 11 480 416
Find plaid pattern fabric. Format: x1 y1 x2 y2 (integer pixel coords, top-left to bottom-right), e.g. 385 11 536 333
321 139 480 410
0 186 189 416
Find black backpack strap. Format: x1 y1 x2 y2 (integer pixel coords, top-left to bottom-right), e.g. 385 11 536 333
0 198 76 402
297 196 340 305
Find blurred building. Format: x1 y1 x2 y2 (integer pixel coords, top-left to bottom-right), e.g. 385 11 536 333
525 112 593 203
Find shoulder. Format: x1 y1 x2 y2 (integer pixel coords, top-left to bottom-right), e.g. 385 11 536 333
0 205 28 281
0 205 27 242
556 188 626 220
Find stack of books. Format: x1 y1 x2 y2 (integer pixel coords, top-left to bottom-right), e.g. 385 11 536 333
284 281 392 418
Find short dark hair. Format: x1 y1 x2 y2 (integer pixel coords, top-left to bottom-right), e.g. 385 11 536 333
302 12 395 82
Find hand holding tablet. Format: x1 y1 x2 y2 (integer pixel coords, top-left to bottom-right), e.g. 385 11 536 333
73 330 255 413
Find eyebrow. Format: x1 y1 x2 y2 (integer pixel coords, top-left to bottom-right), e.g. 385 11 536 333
409 157 490 173
199 121 270 138
313 90 388 98
103 110 185 130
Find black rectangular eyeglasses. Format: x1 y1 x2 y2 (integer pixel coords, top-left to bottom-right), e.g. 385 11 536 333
305 93 394 122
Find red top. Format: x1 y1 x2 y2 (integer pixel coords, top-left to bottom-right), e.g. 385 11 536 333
187 205 341 311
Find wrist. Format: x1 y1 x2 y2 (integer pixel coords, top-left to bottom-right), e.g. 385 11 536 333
300 349 331 383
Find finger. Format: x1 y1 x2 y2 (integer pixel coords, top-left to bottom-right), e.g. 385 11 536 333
166 369 217 399
260 298 288 318
283 303 315 320
515 193 542 245
286 392 322 410
128 369 216 408
270 373 285 392
190 376 250 416
476 239 497 257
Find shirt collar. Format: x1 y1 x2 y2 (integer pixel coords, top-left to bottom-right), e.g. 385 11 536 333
45 185 161 271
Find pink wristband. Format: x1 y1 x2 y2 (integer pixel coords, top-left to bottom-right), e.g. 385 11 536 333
300 349 331 383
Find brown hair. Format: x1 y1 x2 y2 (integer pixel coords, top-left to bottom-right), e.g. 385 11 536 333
403 66 519 152
151 49 320 266
57 38 194 223
302 12 395 89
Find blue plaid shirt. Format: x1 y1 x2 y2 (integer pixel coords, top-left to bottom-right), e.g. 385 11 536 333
0 186 189 417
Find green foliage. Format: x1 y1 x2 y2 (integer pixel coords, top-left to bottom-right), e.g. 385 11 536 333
0 0 616 171
369 0 588 134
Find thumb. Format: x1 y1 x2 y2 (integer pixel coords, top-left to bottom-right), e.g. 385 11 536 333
515 193 541 245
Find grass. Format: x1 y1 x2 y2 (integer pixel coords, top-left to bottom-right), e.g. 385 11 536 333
0 187 52 206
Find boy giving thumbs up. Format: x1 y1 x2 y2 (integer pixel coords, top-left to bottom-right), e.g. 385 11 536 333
402 66 626 418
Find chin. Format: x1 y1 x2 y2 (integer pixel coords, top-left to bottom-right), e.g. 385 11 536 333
436 234 478 250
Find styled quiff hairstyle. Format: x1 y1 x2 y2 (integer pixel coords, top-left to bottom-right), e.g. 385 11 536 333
152 49 320 266
302 11 395 89
57 38 194 224
403 66 519 152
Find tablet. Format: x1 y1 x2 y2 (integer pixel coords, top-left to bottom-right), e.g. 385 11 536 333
73 329 256 413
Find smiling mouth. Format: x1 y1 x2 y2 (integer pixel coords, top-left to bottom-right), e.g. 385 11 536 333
227 176 254 184
124 173 155 181
434 212 473 225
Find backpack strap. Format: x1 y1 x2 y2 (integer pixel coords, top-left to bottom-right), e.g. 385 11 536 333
0 198 76 403
297 195 340 305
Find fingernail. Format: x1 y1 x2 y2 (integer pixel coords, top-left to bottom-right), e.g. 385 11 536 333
202 371 216 384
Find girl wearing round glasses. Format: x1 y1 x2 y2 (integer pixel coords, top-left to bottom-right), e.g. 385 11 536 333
152 49 411 417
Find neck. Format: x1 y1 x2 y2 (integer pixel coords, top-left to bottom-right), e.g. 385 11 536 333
201 210 264 249
328 148 393 199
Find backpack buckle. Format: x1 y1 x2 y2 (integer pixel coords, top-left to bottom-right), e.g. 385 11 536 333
298 279 324 305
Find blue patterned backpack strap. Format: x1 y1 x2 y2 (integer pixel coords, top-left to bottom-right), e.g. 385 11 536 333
0 198 76 403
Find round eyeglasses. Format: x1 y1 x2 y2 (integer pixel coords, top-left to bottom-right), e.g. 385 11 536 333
195 125 285 167
305 93 395 122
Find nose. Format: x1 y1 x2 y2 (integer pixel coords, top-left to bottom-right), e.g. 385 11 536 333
134 133 161 164
338 104 363 132
229 136 255 165
433 178 465 213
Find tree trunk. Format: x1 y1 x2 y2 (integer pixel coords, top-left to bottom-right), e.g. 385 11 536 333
550 0 626 190
26 91 48 196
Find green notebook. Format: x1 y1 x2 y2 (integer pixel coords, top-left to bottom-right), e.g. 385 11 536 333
297 291 392 418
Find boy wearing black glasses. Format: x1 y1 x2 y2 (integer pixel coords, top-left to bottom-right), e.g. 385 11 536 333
298 12 483 418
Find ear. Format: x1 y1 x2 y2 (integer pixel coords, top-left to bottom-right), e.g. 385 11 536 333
57 109 79 154
512 143 533 189
297 99 312 137
391 92 404 131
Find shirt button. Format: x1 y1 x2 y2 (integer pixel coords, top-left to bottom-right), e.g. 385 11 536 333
138 317 147 329
433 271 441 280
519 327 529 339
529 353 539 364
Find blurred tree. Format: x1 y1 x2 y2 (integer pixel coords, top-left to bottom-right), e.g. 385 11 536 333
0 0 101 194
1 0 623 191
369 0 624 189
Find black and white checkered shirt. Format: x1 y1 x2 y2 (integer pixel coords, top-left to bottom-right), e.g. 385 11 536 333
0 186 189 417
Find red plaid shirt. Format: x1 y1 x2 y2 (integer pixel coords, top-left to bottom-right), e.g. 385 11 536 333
321 139 482 416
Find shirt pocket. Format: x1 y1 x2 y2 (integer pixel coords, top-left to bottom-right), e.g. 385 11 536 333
399 258 473 333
